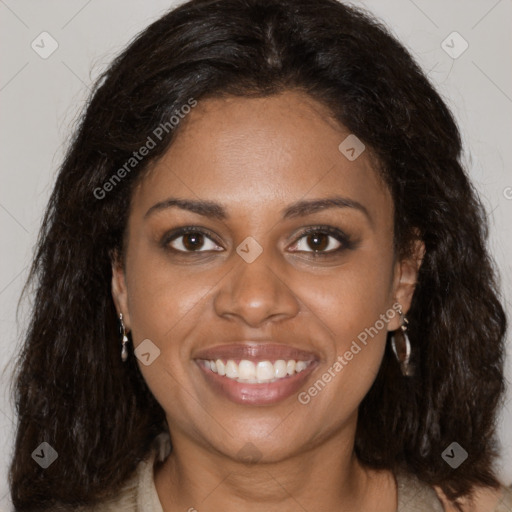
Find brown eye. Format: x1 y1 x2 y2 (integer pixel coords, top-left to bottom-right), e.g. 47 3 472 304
291 231 343 253
166 230 222 253
306 233 330 251
182 233 205 251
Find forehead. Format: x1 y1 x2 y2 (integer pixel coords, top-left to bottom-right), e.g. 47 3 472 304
132 90 393 225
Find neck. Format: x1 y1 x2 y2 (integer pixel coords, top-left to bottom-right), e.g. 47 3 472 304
154 419 396 511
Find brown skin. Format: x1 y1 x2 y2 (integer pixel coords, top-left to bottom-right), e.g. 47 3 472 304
112 90 425 511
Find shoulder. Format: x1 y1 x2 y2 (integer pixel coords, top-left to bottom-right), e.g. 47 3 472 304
71 431 170 512
396 472 512 512
434 483 512 512
395 471 445 511
69 467 143 512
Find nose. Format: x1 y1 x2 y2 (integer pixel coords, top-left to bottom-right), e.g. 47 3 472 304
213 251 300 328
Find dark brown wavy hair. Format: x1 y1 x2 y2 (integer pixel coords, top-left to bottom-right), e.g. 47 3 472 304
8 0 508 510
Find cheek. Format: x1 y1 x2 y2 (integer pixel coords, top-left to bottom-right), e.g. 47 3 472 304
299 249 394 345
124 248 211 420
125 243 213 341
293 250 393 408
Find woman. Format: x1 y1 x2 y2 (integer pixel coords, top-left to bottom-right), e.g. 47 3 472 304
8 0 512 510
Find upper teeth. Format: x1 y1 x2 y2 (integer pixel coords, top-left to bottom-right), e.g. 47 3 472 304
203 359 311 383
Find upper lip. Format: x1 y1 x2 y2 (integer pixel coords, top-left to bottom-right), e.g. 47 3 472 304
193 342 320 362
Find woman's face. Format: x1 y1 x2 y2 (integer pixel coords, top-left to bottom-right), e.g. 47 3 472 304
112 90 422 462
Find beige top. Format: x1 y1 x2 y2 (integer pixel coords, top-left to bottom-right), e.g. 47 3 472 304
78 432 512 512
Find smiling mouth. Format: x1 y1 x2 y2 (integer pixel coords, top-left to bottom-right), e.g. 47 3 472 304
192 342 320 404
197 358 314 384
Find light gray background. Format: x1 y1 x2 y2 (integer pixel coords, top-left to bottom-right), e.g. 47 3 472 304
1 1 511 509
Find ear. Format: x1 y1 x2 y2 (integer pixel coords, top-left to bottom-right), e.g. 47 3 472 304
111 250 131 329
387 236 425 331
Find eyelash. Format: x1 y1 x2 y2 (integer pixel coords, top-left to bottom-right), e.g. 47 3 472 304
161 225 355 257
160 226 222 254
290 225 355 256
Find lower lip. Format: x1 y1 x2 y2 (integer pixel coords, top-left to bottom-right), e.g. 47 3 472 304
195 361 318 405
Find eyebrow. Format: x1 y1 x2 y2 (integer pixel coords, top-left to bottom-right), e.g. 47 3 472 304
144 195 373 226
145 198 226 220
282 196 372 226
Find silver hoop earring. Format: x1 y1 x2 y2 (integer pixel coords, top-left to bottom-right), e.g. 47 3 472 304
119 313 129 362
390 306 413 376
